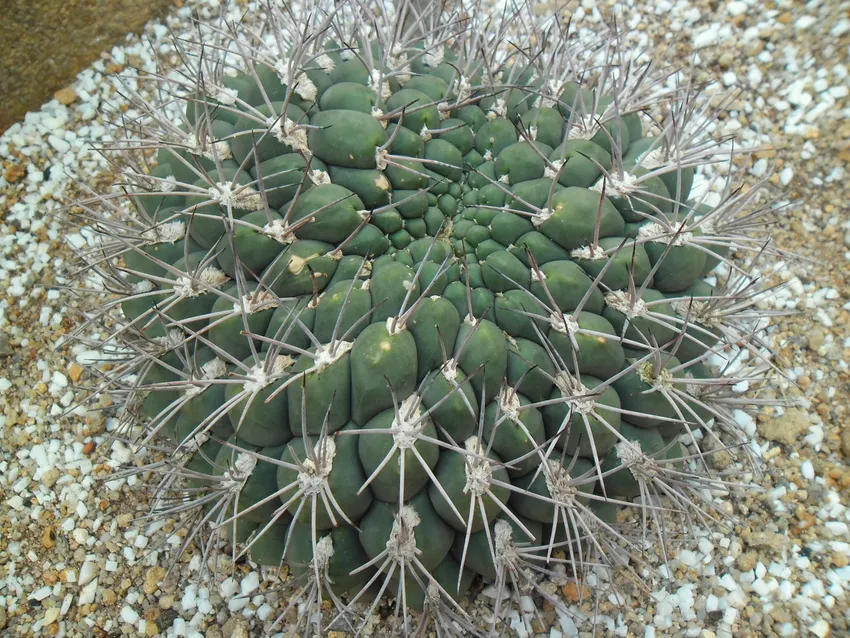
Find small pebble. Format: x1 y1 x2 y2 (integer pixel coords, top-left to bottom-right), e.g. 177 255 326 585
54 87 78 105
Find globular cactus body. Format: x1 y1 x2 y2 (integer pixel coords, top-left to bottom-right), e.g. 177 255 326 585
74 1 780 635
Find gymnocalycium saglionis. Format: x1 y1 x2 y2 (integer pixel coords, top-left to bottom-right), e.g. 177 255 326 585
70 0 787 634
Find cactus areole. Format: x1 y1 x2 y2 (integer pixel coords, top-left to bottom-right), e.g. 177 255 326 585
77 0 777 634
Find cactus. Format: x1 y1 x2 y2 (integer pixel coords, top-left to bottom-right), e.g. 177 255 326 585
72 1 782 635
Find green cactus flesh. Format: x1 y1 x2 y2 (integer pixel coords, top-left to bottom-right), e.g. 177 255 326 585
93 8 771 634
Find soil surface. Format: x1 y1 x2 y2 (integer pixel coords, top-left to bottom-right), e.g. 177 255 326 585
0 0 174 133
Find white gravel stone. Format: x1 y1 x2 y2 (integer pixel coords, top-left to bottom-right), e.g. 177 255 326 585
78 561 98 586
240 571 260 596
120 606 140 625
751 158 769 177
726 1 747 16
801 460 815 480
31 585 53 601
809 619 830 637
78 578 98 605
47 134 71 154
719 574 739 591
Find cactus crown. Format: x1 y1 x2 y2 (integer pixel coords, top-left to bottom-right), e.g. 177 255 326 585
69 0 783 635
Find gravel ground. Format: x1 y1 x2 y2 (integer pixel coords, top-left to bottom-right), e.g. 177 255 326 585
1 0 849 636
